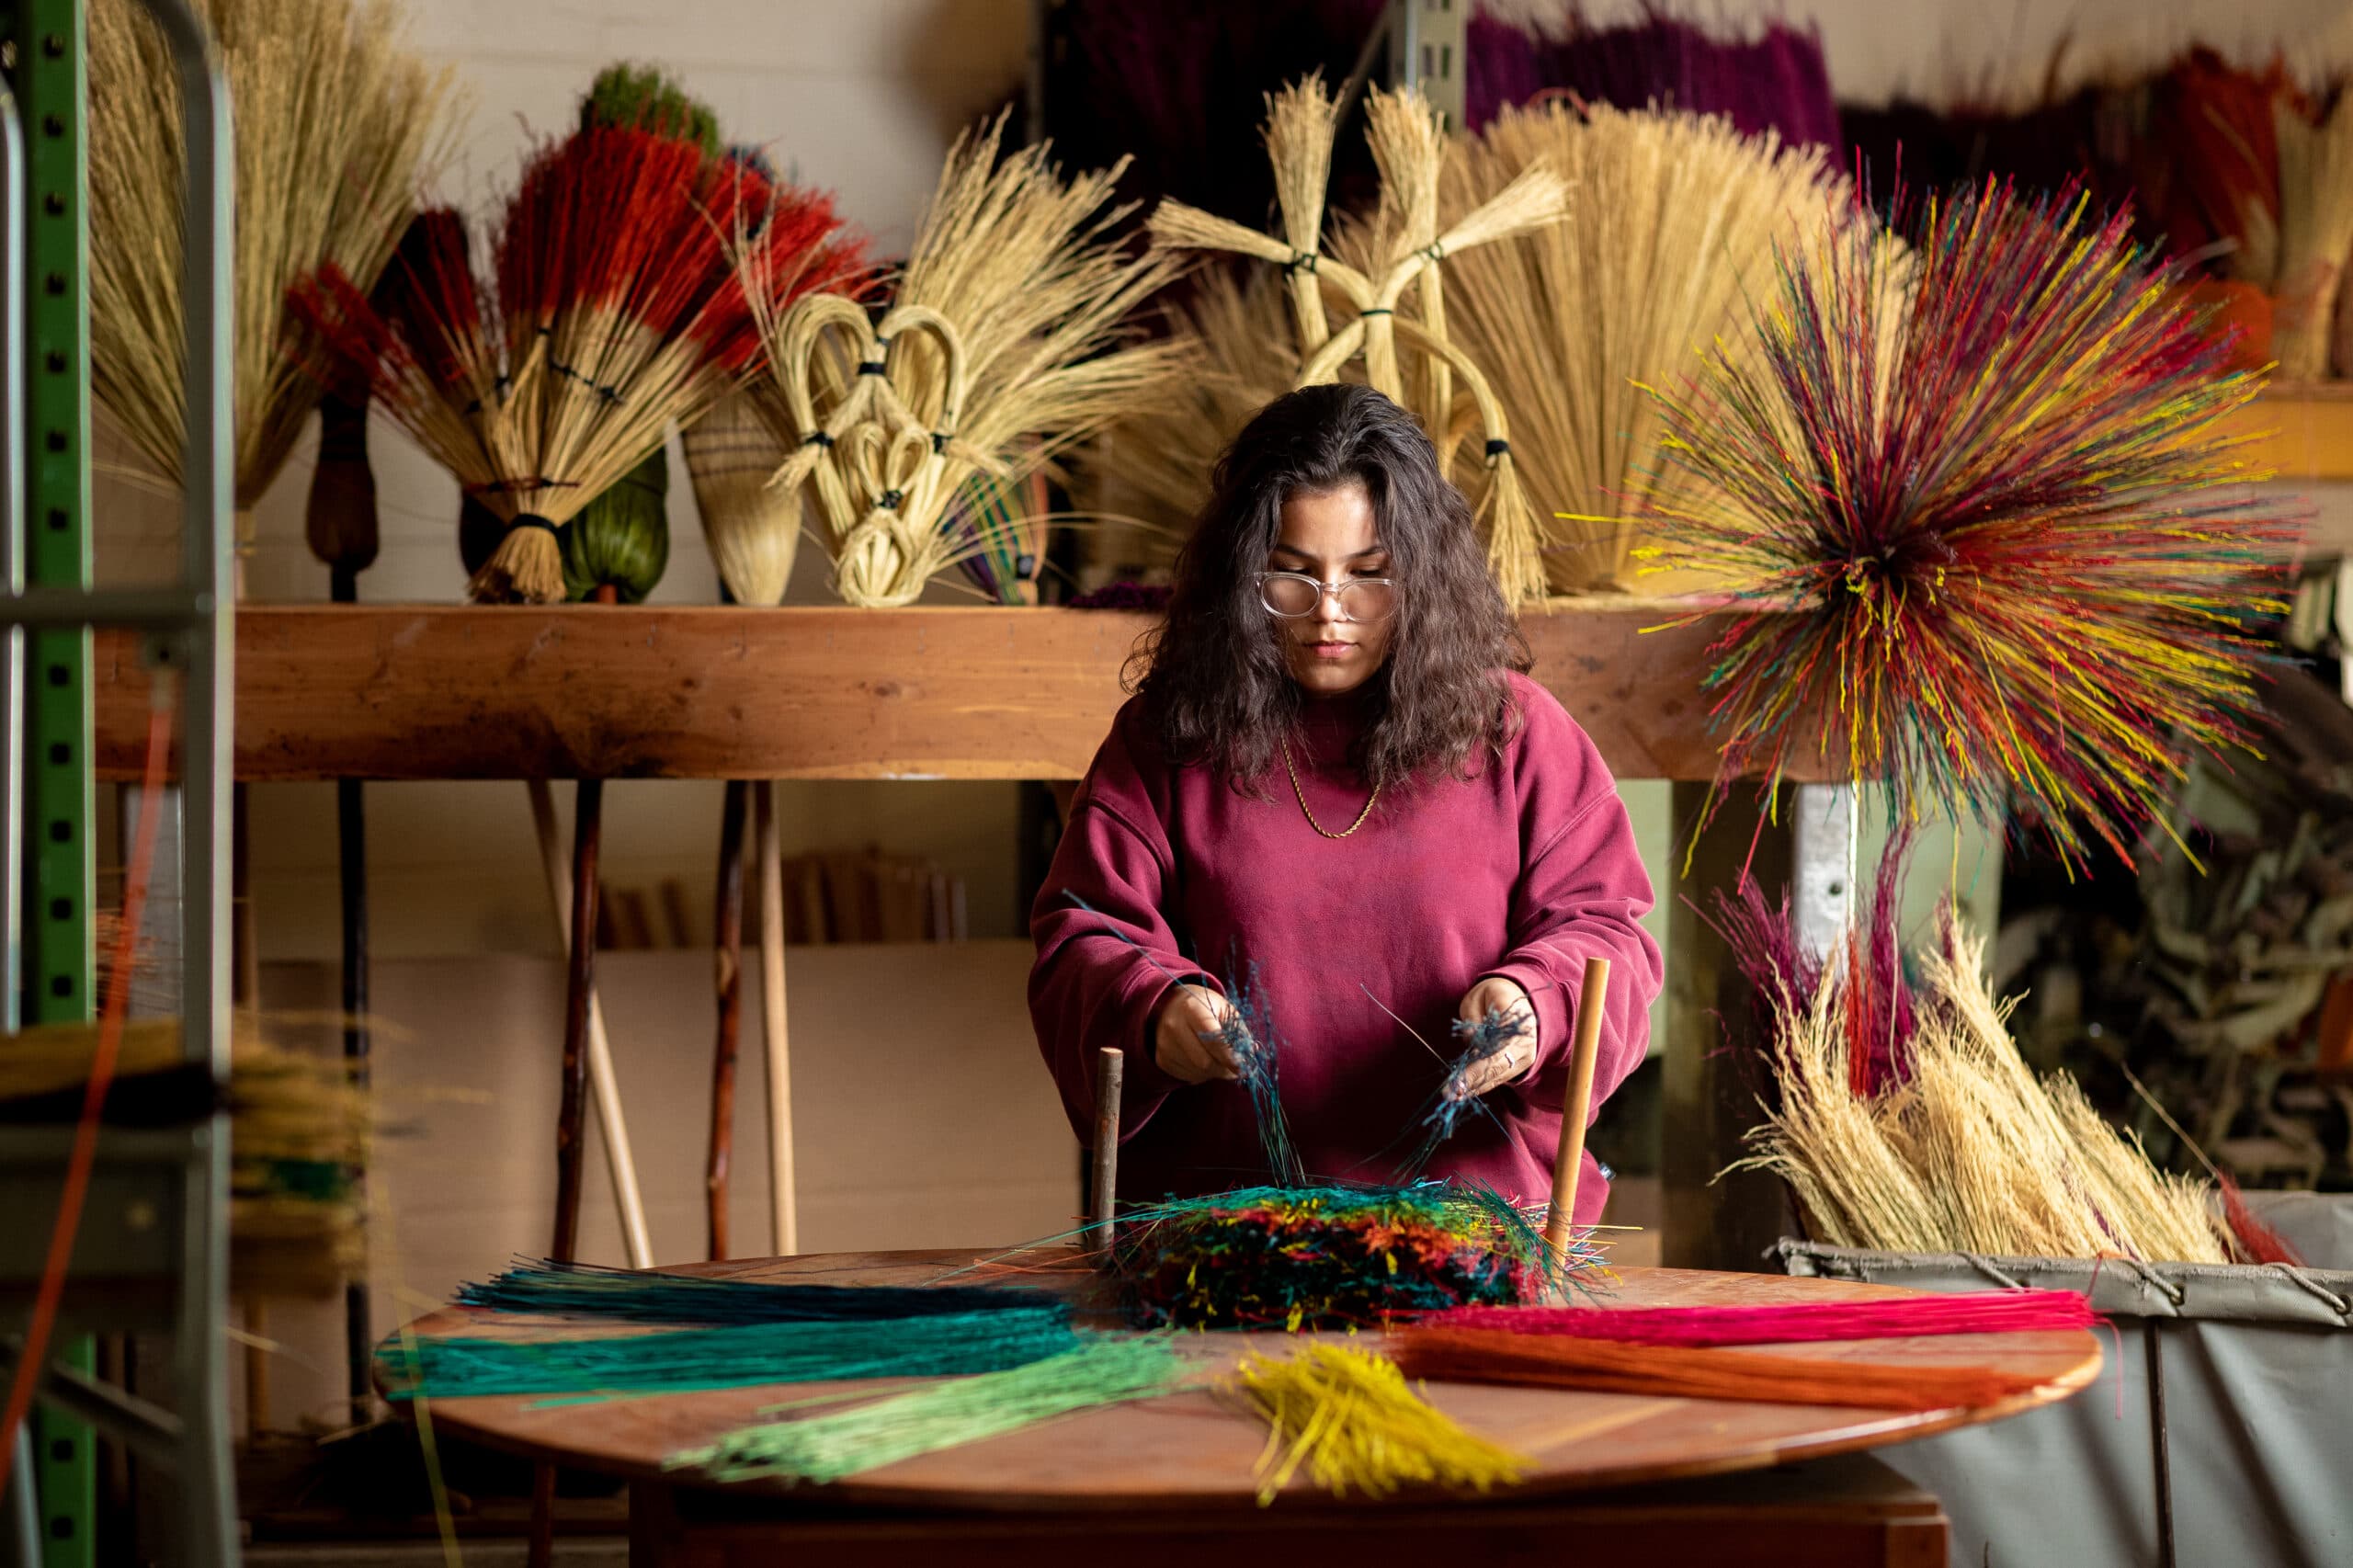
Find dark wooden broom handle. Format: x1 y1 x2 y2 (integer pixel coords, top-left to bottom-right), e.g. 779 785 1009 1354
708 778 749 1259
551 778 604 1262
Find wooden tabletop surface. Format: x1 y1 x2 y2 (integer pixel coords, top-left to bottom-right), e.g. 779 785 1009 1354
393 1247 2101 1513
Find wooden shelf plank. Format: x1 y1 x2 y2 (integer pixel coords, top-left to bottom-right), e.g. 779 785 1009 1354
2237 385 2353 483
90 603 1817 784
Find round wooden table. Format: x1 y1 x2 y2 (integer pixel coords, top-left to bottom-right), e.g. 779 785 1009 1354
396 1246 2103 1564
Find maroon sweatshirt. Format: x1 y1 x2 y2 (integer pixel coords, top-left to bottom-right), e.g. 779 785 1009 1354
1028 671 1661 1223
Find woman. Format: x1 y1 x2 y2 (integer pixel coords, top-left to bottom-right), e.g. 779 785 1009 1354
1029 383 1660 1221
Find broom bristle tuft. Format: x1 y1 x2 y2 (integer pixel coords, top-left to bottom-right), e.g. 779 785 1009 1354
91 0 459 511
292 124 862 603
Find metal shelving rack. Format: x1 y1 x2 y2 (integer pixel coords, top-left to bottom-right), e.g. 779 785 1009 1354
0 1 234 1564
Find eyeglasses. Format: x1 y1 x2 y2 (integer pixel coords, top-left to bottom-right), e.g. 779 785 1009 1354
1257 571 1397 623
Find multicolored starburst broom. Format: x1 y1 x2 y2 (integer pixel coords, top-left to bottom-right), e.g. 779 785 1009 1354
1642 178 2301 873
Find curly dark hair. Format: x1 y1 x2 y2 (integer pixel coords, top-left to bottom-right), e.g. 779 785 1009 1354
1130 383 1529 791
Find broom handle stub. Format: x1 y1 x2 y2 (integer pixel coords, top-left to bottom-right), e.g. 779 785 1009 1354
1090 1047 1123 1234
1545 956 1611 1259
758 782 798 1256
528 778 654 1268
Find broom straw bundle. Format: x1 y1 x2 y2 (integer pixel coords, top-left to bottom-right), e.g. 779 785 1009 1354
1071 267 1299 583
1147 77 1570 607
90 0 453 571
294 128 858 602
747 114 1188 608
1438 100 1846 594
0 1016 370 1295
1734 924 2232 1265
2271 94 2353 381
684 390 801 604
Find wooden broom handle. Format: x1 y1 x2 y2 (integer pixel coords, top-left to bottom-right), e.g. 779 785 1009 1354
528 778 654 1269
1544 956 1612 1258
551 779 604 1262
1090 1047 1123 1233
707 780 749 1260
759 782 798 1256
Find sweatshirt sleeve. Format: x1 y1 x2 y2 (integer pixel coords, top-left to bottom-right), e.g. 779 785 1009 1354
1028 704 1210 1145
1479 681 1664 1115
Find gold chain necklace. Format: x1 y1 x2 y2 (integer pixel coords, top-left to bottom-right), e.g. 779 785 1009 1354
1279 737 1380 838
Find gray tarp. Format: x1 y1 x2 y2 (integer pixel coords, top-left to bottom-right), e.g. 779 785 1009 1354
1777 1237 2353 1568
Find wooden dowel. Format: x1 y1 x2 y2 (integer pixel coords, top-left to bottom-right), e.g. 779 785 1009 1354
757 782 797 1256
1090 1047 1123 1234
551 778 604 1263
232 781 258 1017
335 767 372 1410
1544 956 1613 1260
527 778 653 1269
244 1299 270 1435
526 1462 558 1568
707 780 749 1261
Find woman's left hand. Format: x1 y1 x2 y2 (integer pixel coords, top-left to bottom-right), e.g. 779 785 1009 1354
1450 977 1538 1099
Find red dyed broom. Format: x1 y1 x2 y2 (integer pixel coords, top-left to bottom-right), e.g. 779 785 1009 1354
1421 1289 2096 1346
292 124 861 602
1388 1326 2071 1414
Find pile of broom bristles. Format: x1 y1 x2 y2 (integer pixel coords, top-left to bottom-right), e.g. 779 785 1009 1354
1733 917 2250 1267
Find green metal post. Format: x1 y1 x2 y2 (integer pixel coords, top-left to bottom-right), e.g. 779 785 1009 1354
6 4 96 1565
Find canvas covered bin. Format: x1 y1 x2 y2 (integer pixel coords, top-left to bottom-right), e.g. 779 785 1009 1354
1776 1240 2353 1568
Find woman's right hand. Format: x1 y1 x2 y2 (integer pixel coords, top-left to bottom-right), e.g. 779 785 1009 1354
1151 984 1241 1084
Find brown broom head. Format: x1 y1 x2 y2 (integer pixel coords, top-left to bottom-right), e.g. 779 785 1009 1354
683 391 800 605
458 489 505 580
304 382 378 585
289 125 865 604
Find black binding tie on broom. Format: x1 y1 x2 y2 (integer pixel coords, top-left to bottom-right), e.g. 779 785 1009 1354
513 514 562 537
858 334 893 375
1284 250 1318 274
1485 438 1510 460
801 430 834 448
549 356 626 403
878 489 904 510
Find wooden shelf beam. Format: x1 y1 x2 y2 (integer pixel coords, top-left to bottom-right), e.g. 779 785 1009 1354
2236 384 2353 484
91 603 1822 785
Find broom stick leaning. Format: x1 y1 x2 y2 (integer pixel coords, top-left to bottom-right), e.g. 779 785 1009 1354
708 779 748 1259
1545 956 1612 1265
526 778 653 1268
757 782 798 1256
551 778 603 1262
1091 1046 1123 1234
